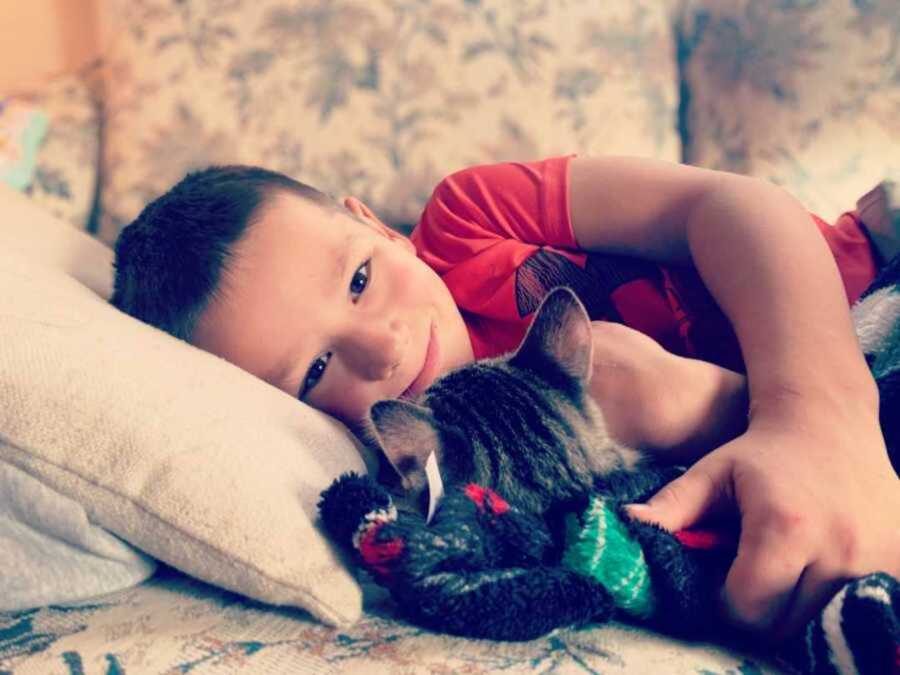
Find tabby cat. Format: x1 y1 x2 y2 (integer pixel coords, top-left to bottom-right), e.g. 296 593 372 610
364 286 645 516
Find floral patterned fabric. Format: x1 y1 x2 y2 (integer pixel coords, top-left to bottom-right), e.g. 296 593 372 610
97 0 681 244
6 3 893 671
4 71 102 232
0 567 780 675
680 0 900 221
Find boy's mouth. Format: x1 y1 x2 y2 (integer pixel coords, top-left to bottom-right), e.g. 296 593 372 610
400 321 439 399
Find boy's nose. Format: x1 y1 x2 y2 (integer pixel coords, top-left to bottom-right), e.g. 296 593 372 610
338 320 409 381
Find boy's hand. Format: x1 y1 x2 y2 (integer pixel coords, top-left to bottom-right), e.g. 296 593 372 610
627 403 900 639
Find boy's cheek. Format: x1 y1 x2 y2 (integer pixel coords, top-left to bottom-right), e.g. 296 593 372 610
325 386 387 429
393 254 425 289
395 245 435 284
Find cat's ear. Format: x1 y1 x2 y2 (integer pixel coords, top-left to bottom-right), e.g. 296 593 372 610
515 286 593 381
365 400 441 496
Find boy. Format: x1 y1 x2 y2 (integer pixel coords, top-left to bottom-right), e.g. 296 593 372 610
112 155 899 640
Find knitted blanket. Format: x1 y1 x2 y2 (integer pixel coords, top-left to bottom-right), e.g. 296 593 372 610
321 472 897 675
566 496 898 675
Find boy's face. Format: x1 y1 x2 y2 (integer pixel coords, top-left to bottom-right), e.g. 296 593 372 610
191 190 474 428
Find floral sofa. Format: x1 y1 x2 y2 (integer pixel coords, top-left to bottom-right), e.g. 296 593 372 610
2 1 897 673
15 0 900 242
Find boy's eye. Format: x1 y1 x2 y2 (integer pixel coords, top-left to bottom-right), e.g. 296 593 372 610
350 259 371 299
299 259 371 400
299 258 372 400
300 352 331 400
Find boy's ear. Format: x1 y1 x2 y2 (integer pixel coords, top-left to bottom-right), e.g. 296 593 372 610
343 195 380 223
513 286 594 382
343 196 416 254
365 400 441 498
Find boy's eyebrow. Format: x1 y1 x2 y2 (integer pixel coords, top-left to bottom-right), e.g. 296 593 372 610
331 235 351 285
328 232 353 284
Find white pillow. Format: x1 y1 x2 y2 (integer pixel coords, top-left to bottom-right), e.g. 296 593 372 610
0 185 368 626
0 460 157 611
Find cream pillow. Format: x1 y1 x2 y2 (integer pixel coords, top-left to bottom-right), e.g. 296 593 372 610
0 185 367 626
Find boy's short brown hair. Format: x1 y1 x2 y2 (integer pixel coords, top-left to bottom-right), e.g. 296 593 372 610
111 165 332 341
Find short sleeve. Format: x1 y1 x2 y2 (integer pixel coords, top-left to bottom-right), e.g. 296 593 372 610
409 156 583 358
411 156 577 275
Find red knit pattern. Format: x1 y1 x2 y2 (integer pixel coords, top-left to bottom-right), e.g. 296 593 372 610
464 484 510 514
358 521 404 580
675 528 733 551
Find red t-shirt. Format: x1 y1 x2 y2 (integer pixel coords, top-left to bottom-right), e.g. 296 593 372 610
410 156 879 373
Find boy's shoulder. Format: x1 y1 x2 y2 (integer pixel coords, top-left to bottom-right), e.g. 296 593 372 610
415 155 575 243
427 155 574 203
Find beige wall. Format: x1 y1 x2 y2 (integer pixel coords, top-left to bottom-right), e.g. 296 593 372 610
0 0 102 93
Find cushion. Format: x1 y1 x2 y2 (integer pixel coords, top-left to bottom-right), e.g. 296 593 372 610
0 185 369 626
0 100 48 191
680 0 900 221
95 0 681 243
4 70 102 231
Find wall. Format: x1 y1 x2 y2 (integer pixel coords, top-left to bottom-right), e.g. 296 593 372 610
0 0 102 93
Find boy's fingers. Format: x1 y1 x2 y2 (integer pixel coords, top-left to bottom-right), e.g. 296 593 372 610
721 516 809 632
771 564 845 641
625 457 728 532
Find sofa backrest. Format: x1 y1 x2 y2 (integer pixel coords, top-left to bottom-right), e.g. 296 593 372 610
94 0 683 244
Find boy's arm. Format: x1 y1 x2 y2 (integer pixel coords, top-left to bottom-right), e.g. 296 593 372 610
568 155 874 412
568 156 900 637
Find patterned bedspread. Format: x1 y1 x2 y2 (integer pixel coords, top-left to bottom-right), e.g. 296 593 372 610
1 566 780 674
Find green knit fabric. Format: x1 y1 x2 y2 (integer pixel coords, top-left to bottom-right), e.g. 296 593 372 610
561 496 656 619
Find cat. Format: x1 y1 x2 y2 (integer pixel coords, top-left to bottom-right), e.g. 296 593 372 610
329 287 695 640
362 286 646 517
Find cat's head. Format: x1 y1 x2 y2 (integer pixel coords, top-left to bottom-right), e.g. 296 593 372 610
362 286 602 512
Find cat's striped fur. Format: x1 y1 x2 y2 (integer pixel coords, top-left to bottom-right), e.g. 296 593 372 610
366 287 642 515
